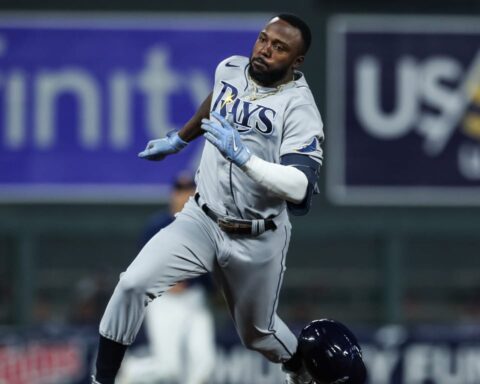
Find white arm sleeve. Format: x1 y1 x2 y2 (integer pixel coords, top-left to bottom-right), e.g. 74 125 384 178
241 155 308 204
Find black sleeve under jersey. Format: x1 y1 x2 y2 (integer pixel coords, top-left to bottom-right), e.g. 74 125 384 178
280 154 320 216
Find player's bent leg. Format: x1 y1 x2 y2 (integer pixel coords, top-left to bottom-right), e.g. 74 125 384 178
235 313 298 362
100 199 217 344
216 217 314 384
217 218 298 364
94 199 218 383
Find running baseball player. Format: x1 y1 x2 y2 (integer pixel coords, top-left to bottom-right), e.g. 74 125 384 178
92 14 323 384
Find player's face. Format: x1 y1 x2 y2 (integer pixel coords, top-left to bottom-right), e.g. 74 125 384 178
249 18 305 87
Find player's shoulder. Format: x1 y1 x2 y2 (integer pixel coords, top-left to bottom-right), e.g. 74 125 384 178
285 74 318 110
217 55 249 69
215 55 249 78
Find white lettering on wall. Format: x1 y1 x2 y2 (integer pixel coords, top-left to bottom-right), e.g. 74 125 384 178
0 41 211 151
136 47 180 138
458 143 480 179
35 68 100 149
362 346 400 384
109 71 131 150
417 57 463 155
403 344 431 384
355 55 419 139
354 51 480 158
4 70 26 149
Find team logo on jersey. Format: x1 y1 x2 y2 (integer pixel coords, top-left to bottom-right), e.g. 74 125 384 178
295 136 321 154
212 81 276 135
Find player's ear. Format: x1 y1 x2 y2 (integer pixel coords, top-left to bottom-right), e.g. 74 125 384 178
293 55 304 69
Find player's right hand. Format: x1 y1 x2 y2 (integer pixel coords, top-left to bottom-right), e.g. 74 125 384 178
201 112 251 167
138 131 188 161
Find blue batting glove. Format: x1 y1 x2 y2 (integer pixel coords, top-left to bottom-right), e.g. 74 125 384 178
138 131 188 161
201 111 251 167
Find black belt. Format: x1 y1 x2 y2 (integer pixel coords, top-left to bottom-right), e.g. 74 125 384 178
194 193 276 236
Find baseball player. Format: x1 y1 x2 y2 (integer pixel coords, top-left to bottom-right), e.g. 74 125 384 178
92 13 323 384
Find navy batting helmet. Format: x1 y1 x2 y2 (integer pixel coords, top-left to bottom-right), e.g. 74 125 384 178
298 319 367 384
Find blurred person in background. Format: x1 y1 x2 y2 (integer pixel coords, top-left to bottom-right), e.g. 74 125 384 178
71 271 114 326
117 173 215 384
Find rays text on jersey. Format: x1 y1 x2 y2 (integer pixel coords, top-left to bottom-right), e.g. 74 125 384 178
212 81 276 135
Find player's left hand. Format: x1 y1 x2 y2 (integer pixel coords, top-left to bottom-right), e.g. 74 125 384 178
138 131 188 161
201 111 251 167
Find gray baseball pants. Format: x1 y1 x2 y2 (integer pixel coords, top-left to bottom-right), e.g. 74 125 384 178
99 197 297 363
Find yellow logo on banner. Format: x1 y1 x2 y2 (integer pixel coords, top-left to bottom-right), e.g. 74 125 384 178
463 83 480 139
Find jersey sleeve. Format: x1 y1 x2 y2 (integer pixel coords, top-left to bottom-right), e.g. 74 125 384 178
280 102 324 165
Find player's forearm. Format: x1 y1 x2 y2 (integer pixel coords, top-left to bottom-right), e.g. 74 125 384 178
178 92 213 142
241 155 308 203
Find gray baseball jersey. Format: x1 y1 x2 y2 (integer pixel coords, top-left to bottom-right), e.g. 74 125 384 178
196 55 324 219
99 55 324 366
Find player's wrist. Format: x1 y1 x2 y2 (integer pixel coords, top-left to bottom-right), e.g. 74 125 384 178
168 131 189 151
240 154 259 172
233 146 251 167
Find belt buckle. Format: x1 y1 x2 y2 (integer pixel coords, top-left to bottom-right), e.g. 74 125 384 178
217 216 252 234
217 216 236 230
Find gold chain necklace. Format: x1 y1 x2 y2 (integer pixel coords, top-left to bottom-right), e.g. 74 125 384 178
246 72 295 101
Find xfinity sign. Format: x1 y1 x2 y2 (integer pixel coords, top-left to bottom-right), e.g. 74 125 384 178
0 13 262 202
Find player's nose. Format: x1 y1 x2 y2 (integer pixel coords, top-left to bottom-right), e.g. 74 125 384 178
258 43 272 58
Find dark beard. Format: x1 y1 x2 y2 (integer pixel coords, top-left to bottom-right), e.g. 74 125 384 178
248 60 289 87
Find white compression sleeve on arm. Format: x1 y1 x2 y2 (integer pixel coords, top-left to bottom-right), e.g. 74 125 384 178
241 155 308 204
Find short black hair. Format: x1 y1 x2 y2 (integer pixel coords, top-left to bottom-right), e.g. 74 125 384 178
275 13 312 54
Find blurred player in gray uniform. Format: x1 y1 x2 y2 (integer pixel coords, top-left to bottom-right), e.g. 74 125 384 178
93 14 323 384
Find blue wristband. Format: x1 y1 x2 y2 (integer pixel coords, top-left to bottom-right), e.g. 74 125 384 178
168 131 188 151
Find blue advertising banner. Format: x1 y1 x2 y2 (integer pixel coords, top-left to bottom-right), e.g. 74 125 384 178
0 13 264 202
327 16 480 205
